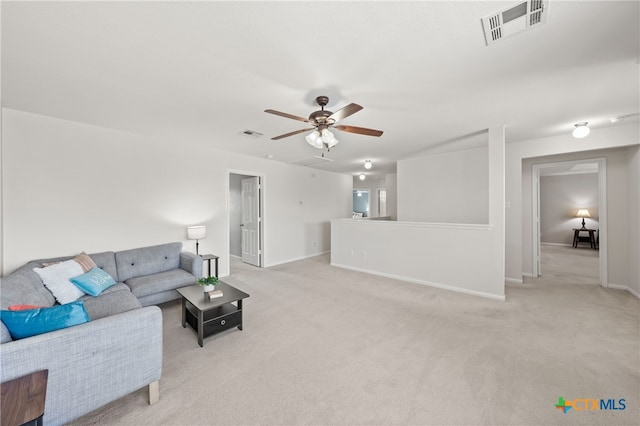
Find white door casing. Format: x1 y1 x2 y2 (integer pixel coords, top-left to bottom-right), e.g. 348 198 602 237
531 158 607 286
241 176 261 266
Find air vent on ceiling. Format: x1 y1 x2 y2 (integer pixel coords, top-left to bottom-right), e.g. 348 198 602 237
240 129 263 139
291 155 334 167
482 0 549 46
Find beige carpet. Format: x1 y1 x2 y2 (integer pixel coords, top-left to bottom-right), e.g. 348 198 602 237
540 243 600 285
72 252 639 425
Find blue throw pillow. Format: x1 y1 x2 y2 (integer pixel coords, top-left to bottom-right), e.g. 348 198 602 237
70 267 117 297
0 301 90 339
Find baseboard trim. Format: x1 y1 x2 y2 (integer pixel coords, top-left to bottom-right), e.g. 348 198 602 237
505 277 523 284
330 262 505 302
540 242 573 247
522 272 534 278
266 251 330 268
608 283 640 300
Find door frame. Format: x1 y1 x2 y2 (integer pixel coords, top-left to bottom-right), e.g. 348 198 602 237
531 158 607 286
226 170 265 276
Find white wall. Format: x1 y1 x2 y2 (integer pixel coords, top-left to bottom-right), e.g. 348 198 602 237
332 126 505 300
385 173 397 220
1 108 352 275
505 123 640 287
540 173 599 245
398 146 489 224
331 220 502 299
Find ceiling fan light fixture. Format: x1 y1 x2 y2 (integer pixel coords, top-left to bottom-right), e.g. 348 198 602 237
306 130 323 149
364 160 372 169
572 122 590 138
321 128 335 143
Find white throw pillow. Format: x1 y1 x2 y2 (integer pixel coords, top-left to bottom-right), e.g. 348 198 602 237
33 260 85 304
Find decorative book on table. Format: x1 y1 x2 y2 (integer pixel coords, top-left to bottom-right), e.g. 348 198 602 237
206 290 223 300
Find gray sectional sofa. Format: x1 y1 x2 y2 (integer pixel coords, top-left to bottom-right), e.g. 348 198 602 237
0 242 203 425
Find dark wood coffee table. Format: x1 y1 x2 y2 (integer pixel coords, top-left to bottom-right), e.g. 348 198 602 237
176 281 250 347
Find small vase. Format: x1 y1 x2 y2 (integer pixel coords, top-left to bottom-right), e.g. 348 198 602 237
203 284 215 292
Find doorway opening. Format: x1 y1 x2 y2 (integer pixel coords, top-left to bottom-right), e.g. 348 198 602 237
352 189 369 217
228 171 263 275
531 158 607 286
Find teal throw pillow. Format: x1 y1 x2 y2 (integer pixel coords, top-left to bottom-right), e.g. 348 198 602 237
0 300 90 339
70 267 117 296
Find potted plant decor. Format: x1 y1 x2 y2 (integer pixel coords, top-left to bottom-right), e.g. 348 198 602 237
198 276 218 292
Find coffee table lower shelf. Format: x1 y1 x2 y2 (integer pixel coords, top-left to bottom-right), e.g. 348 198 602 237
183 301 243 346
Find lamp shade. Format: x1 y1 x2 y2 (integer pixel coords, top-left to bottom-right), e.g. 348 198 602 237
576 209 591 218
187 225 206 240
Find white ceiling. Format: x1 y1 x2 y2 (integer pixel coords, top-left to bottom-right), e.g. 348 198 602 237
2 1 639 178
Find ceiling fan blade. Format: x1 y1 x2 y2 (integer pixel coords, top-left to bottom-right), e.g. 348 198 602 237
328 103 363 122
265 109 310 123
334 125 383 137
271 128 315 140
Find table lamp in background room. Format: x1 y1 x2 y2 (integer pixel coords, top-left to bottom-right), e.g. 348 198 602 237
576 209 590 230
187 225 206 256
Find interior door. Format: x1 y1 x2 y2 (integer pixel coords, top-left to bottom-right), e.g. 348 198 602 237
241 177 261 266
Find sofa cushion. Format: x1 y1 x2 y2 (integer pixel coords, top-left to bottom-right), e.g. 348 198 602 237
80 290 142 321
115 242 182 282
1 300 90 340
88 252 119 282
1 322 12 343
70 268 117 296
32 251 119 283
8 305 44 311
33 260 85 304
0 264 56 310
126 269 196 299
73 252 97 272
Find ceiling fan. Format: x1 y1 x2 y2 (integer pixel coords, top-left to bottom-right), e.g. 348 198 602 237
264 96 383 151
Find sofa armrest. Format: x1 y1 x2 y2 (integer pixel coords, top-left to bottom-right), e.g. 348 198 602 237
0 306 162 425
180 251 203 278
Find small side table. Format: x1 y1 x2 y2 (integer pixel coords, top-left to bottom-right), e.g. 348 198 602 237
201 254 219 278
572 228 597 249
1 370 48 426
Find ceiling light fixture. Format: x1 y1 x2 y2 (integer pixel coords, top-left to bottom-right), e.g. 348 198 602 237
359 174 366 181
306 127 339 150
364 160 372 169
572 122 590 139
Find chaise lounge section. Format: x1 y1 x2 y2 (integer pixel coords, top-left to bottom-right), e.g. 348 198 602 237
0 242 203 425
